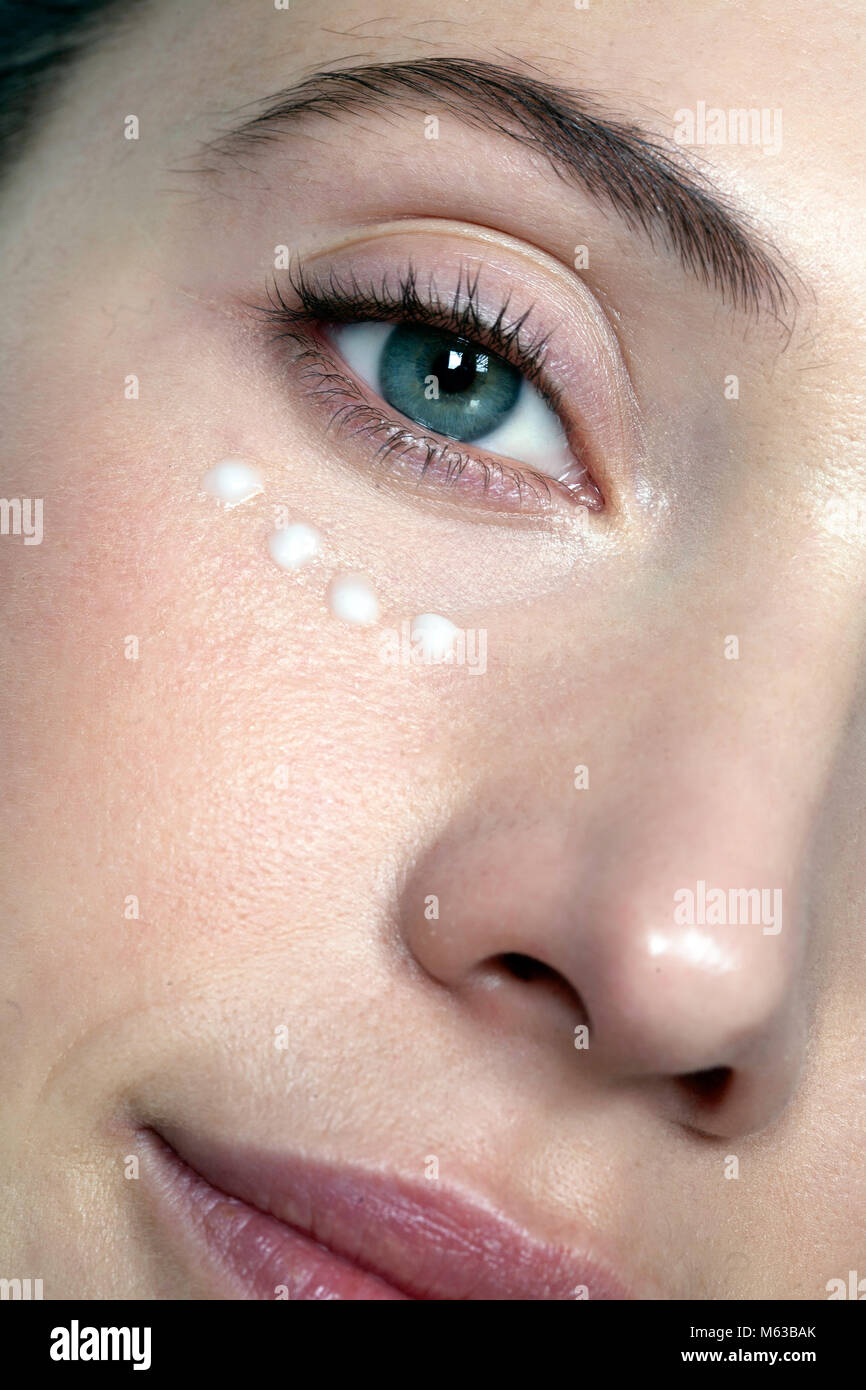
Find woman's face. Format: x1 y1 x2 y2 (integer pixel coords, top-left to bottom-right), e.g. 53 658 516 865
1 0 863 1299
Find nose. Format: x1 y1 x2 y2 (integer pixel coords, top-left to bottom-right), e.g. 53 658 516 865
398 723 813 1139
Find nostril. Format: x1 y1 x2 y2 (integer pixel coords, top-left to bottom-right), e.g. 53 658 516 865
500 952 560 984
496 952 588 1022
678 1066 733 1105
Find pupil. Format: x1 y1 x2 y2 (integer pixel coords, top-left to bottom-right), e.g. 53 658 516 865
431 343 484 395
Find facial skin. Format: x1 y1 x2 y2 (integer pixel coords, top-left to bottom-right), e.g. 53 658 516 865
0 0 864 1299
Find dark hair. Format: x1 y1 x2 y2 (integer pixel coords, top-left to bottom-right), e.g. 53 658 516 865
0 0 132 173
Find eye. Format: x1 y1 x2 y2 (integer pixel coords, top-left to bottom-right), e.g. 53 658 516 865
259 256 609 515
331 321 573 480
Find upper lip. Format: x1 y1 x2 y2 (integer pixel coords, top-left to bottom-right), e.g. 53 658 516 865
147 1123 628 1300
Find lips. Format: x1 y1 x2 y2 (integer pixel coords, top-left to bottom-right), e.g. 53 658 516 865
140 1125 627 1300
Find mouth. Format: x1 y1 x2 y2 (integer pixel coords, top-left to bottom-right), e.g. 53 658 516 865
139 1125 627 1300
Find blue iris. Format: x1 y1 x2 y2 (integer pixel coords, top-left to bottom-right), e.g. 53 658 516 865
378 324 522 442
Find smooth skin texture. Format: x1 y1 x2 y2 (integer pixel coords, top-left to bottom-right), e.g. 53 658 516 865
0 0 864 1298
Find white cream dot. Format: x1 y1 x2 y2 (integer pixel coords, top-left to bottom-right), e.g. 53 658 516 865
328 574 380 626
268 523 322 571
410 613 459 662
202 459 264 507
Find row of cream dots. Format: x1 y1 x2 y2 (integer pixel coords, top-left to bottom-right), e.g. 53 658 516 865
202 459 459 660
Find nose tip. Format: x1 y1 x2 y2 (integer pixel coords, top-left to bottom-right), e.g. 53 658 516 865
581 905 804 1135
399 816 806 1139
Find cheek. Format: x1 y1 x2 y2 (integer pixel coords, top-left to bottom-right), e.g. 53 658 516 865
0 275 575 951
2 299 564 1087
0 324 420 1051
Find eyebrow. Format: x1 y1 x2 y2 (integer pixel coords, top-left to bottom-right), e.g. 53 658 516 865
202 56 794 321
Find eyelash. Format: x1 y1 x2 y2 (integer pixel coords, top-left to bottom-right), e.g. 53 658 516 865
256 260 600 511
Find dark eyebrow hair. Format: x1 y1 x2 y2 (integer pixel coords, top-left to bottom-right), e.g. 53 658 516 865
201 56 795 323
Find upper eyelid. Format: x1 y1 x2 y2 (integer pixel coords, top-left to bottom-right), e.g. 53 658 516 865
200 57 797 326
260 259 564 413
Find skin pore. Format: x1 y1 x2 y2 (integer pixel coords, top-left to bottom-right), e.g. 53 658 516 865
0 0 864 1298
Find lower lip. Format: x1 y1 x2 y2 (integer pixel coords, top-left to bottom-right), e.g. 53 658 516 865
141 1128 626 1300
143 1131 409 1299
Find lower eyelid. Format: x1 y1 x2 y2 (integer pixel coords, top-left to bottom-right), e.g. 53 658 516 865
292 326 602 514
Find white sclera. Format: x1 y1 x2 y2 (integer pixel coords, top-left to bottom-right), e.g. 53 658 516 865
268 523 322 571
328 574 381 626
202 459 264 506
411 612 459 662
